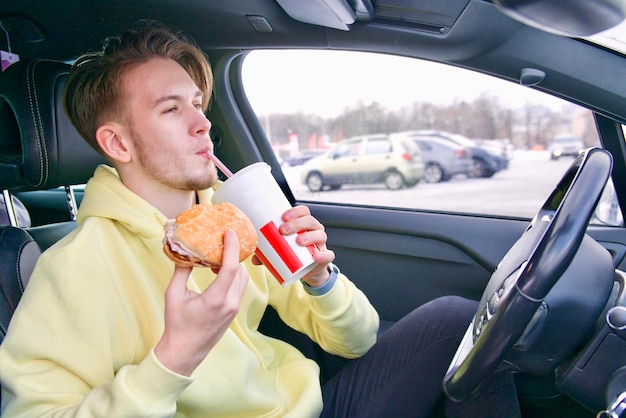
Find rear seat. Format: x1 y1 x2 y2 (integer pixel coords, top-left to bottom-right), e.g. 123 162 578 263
0 58 106 344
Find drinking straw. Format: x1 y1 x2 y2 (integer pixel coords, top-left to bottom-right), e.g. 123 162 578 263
207 150 233 178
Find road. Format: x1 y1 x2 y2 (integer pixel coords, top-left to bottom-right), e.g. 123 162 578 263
281 151 577 219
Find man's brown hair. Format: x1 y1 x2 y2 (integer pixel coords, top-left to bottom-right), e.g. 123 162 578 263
64 22 213 156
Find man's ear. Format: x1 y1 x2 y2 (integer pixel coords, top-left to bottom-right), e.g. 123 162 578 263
96 123 131 163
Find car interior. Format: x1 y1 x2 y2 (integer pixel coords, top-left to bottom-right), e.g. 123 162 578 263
3 0 626 416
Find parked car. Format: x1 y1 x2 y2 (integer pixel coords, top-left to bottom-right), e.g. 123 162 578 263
475 138 514 169
403 130 505 178
300 133 425 191
549 135 586 160
3 0 626 417
411 135 472 183
281 149 326 166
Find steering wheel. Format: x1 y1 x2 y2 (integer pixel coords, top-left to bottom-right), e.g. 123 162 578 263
443 148 613 402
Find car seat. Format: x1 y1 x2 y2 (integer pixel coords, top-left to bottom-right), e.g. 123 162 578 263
0 58 106 343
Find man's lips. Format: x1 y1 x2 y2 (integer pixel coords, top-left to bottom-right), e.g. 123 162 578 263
196 148 214 162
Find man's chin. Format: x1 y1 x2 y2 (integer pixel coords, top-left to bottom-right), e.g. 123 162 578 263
186 172 218 190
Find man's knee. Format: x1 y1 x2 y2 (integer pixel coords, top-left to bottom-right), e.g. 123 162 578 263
412 295 477 326
381 295 477 349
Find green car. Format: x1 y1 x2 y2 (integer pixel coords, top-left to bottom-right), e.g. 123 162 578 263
300 133 425 191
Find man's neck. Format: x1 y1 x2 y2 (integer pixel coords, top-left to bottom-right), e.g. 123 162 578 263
118 171 197 219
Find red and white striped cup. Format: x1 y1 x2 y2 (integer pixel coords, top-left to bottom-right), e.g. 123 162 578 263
212 162 318 286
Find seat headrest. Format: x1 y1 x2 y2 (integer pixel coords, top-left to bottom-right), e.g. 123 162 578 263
0 59 107 191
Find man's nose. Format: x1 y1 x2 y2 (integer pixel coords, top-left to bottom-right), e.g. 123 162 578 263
194 111 212 135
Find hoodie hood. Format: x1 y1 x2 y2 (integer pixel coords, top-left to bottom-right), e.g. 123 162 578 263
77 165 215 241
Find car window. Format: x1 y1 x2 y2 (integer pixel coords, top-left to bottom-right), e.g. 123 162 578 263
366 138 391 155
242 50 622 226
416 141 432 152
334 141 360 158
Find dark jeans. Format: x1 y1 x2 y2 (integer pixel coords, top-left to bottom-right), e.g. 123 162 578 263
320 296 521 418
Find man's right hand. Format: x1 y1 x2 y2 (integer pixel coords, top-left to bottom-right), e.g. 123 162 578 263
155 229 249 376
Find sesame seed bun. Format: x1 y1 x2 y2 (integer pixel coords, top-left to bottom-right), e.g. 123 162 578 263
163 203 257 267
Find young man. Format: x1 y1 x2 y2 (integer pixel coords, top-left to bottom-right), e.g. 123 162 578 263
0 24 519 417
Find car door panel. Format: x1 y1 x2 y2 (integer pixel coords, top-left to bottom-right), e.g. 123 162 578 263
306 203 522 317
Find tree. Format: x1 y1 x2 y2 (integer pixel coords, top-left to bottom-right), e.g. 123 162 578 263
258 95 569 149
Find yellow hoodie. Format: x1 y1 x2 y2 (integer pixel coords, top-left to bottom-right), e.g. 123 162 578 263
0 165 379 417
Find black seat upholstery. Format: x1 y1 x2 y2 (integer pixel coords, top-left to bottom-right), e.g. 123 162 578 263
0 59 105 191
0 58 106 345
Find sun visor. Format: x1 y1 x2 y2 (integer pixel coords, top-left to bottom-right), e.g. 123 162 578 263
493 0 626 37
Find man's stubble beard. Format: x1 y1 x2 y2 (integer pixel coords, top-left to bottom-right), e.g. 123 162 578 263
131 127 218 191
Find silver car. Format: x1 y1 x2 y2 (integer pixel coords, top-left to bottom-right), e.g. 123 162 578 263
411 136 472 183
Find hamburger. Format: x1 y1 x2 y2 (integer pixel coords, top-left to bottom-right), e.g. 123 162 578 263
163 202 258 268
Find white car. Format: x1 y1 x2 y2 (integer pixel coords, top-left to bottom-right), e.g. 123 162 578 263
549 135 585 160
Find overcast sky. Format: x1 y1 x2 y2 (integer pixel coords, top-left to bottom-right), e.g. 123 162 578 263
241 50 568 118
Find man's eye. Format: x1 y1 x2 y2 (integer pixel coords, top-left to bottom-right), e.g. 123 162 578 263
164 106 177 113
194 103 203 110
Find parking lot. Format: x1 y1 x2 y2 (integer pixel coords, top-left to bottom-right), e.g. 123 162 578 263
282 150 578 218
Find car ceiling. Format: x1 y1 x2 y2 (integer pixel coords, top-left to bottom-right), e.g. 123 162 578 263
3 0 626 125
